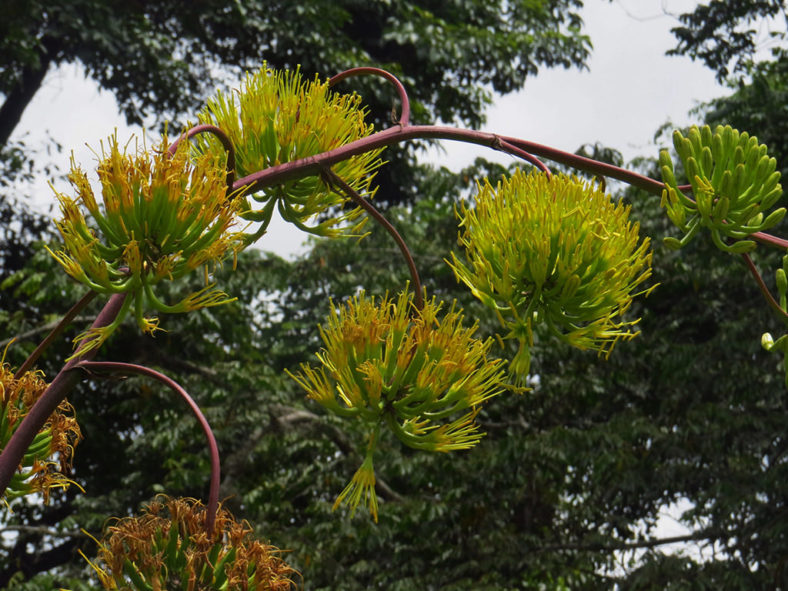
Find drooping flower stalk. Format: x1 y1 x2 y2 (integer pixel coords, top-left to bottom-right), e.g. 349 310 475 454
329 66 412 126
75 361 222 534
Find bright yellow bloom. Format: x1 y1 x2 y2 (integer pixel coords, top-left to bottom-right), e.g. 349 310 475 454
289 289 506 520
450 170 655 379
194 63 385 239
87 496 297 590
47 132 243 355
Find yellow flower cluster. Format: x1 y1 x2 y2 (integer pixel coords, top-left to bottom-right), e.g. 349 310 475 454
289 289 506 520
195 64 384 238
48 133 243 354
450 170 655 378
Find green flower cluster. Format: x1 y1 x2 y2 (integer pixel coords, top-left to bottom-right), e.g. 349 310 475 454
660 124 785 253
195 64 384 238
449 170 654 378
48 133 243 355
289 289 506 521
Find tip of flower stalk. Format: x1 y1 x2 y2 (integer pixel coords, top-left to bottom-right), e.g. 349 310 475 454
333 451 379 522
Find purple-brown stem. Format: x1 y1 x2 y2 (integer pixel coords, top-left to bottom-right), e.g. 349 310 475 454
741 253 788 320
329 67 411 127
495 138 552 178
15 290 97 379
321 167 424 309
0 294 127 499
168 124 237 189
74 361 221 535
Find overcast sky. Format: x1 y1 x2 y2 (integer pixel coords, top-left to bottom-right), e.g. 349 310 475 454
14 0 732 258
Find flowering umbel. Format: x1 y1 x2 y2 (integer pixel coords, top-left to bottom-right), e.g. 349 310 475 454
47 133 243 355
86 496 297 591
288 289 506 521
449 170 654 378
0 354 81 504
194 64 384 238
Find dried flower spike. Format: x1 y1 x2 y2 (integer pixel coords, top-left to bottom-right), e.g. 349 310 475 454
195 63 385 239
47 132 243 355
0 352 81 504
87 495 298 591
449 170 655 378
289 289 506 521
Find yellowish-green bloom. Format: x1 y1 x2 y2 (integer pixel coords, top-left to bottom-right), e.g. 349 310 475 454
0 352 82 504
449 170 655 378
194 63 384 239
289 289 506 521
47 132 243 355
660 124 785 253
86 496 297 590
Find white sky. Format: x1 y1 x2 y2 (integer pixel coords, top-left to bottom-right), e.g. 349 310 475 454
13 0 731 259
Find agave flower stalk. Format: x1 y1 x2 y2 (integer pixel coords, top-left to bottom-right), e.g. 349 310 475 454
289 289 506 521
450 170 655 379
47 132 243 355
87 496 297 591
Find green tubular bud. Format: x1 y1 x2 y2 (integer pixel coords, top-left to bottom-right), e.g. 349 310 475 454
722 125 736 157
762 332 776 351
688 126 703 156
663 236 683 250
712 195 730 223
659 149 675 173
776 268 787 298
725 239 757 254
660 164 678 188
759 207 786 231
700 146 713 178
712 132 725 164
686 158 702 193
701 124 713 149
761 185 784 211
720 169 733 200
675 134 693 162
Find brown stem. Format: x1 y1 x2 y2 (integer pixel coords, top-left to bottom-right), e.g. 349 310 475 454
329 67 411 127
15 290 98 378
0 294 127 500
495 138 552 177
168 124 237 189
741 253 788 320
320 167 423 309
233 124 667 199
75 361 221 536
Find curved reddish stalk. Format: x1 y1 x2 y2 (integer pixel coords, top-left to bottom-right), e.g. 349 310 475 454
168 124 237 189
233 124 666 198
75 361 221 536
495 138 552 178
321 167 423 309
741 253 788 320
0 294 127 499
15 289 97 378
329 67 411 127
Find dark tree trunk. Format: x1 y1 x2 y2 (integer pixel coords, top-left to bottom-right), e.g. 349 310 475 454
0 57 52 150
